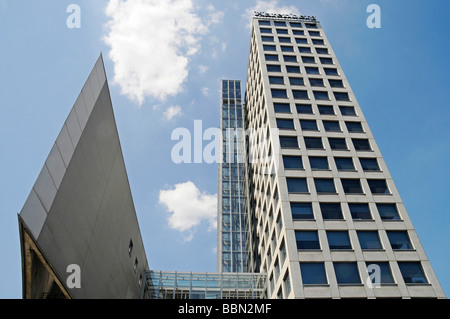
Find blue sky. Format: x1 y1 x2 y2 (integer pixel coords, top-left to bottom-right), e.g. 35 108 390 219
0 0 449 299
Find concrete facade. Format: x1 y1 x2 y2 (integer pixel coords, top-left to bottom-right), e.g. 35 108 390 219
18 55 148 299
244 15 446 299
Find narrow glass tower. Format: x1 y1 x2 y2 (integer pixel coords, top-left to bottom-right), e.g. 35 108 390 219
243 13 445 299
217 80 249 273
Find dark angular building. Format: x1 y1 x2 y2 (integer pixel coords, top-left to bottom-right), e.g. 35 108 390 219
18 55 148 299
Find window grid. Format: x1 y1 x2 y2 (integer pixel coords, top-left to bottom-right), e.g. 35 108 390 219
249 18 434 298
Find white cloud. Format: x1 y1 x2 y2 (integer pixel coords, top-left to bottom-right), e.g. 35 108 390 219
198 65 209 74
201 87 209 96
243 0 301 28
103 0 223 105
221 42 228 53
163 105 182 120
206 4 224 26
159 181 217 234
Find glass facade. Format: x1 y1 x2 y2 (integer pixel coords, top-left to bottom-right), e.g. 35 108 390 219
218 80 250 273
143 271 266 299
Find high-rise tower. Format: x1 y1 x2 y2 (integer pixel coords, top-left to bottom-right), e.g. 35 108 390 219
243 13 445 299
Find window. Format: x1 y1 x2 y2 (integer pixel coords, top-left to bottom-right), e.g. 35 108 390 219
349 203 372 220
365 262 395 284
309 31 321 37
313 91 329 100
296 104 313 114
300 119 318 131
346 122 364 133
339 106 356 116
309 156 329 170
295 38 308 44
274 103 291 113
293 29 304 35
286 65 301 73
360 158 380 171
280 136 298 148
276 119 295 130
295 231 320 249
318 105 334 115
133 258 139 273
277 28 288 34
267 64 281 72
341 179 364 194
271 89 288 98
334 92 350 101
357 231 383 250
306 23 318 29
387 231 413 250
289 77 304 86
353 139 372 151
284 55 297 62
280 240 287 264
283 271 291 296
222 214 230 230
274 21 286 26
222 167 230 179
286 178 308 193
320 57 333 64
298 46 311 53
377 203 401 220
324 68 339 76
302 56 315 64
309 78 325 87
292 90 309 99
327 231 352 250
222 181 230 194
258 20 270 26
291 202 314 220
329 79 344 88
304 137 324 149
262 36 274 42
312 39 325 45
320 203 343 220
316 48 329 54
128 239 134 257
315 178 336 193
274 258 280 281
291 22 303 28
334 262 361 285
323 120 341 132
328 138 348 150
281 45 294 52
265 54 279 61
260 28 272 33
335 157 355 171
305 67 320 74
300 263 327 285
368 179 390 194
279 36 291 43
269 76 284 85
398 262 428 284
